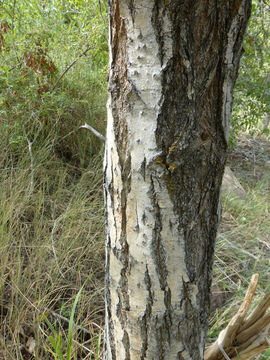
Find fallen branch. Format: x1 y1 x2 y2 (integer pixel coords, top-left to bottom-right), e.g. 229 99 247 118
205 274 270 360
8 60 24 72
80 123 105 142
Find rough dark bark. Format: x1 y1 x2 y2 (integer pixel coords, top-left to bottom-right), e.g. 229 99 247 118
104 1 251 359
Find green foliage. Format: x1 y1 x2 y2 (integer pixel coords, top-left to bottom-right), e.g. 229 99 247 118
66 280 85 359
43 276 92 360
231 0 270 138
0 0 108 165
45 318 65 360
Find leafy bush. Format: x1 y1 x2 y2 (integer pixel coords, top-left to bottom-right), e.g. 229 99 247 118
0 0 108 165
231 0 270 139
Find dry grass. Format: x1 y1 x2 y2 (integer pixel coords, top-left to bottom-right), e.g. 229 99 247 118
209 137 270 359
0 145 105 359
1 132 269 359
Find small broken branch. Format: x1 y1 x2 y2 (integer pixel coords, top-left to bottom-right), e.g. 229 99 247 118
98 0 108 41
52 45 93 90
205 274 270 360
8 60 24 72
243 292 270 331
50 207 71 280
80 123 105 142
22 126 34 196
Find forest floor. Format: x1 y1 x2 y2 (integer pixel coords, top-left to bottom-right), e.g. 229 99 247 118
228 134 270 187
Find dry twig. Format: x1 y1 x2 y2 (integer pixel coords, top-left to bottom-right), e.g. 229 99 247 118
80 123 105 142
22 126 34 196
52 46 93 90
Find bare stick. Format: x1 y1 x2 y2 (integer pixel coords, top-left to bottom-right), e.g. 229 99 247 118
50 208 71 279
236 313 270 344
52 46 93 91
221 273 259 349
237 273 259 316
22 126 34 196
205 274 270 360
8 60 23 72
205 274 259 360
80 123 105 142
242 292 270 331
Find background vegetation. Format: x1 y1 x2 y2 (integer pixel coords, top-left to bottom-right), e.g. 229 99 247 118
0 0 269 358
231 0 270 140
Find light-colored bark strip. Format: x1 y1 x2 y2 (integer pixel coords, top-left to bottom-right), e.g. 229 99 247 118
105 2 194 358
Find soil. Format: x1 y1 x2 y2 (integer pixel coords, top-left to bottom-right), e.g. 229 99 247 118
227 134 270 188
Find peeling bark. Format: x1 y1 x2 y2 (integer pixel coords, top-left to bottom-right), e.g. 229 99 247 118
104 1 251 359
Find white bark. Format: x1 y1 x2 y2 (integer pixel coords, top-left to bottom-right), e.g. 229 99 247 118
105 3 196 358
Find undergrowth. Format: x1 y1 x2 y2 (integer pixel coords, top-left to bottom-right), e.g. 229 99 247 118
0 145 105 358
0 0 269 359
209 170 270 358
0 0 107 358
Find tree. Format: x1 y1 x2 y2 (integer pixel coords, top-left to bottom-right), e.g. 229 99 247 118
104 1 251 359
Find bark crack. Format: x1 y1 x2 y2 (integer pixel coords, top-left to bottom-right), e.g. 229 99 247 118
140 265 153 359
151 1 166 66
149 175 168 291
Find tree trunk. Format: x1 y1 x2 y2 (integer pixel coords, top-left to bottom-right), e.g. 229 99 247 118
104 1 251 359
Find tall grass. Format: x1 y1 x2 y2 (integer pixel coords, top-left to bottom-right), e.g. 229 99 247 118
0 1 108 357
0 142 105 358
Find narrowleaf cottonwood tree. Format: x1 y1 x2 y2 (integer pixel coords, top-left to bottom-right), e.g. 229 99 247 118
104 1 251 359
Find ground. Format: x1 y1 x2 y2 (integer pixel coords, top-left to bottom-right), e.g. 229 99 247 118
228 134 270 187
209 134 270 358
